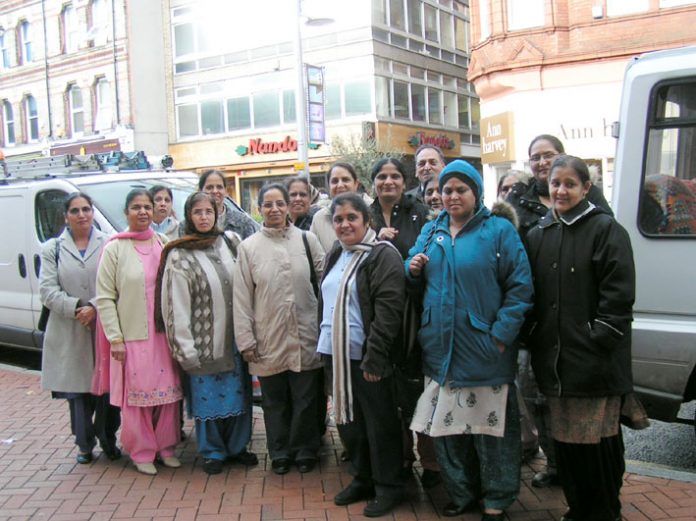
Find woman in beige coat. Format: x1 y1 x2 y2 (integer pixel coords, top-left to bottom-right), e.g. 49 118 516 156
40 192 121 464
233 183 324 475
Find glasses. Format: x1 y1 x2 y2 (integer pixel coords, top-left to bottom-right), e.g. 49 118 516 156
261 201 287 209
529 152 558 163
68 206 93 215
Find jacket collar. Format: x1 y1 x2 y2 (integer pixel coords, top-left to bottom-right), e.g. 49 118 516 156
537 199 598 229
261 223 293 238
434 205 491 235
59 226 105 260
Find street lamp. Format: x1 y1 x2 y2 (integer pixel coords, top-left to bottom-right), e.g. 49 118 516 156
293 0 333 180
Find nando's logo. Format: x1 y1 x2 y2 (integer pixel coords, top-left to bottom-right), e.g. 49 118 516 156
235 136 320 156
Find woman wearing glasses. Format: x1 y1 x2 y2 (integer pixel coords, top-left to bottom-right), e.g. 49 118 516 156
40 193 121 464
233 183 325 475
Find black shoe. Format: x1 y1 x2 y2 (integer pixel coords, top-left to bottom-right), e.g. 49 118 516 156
443 501 477 517
531 470 560 488
102 446 122 461
481 512 506 521
202 458 224 475
419 469 442 489
334 483 375 506
271 458 291 475
296 458 316 473
363 494 402 517
231 450 258 466
76 452 93 464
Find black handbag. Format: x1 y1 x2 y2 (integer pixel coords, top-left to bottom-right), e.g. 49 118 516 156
38 239 61 332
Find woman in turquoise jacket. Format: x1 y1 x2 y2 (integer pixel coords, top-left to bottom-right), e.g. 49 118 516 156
406 160 533 521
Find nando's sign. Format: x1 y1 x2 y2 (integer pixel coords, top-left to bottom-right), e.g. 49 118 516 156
235 135 320 157
407 131 455 150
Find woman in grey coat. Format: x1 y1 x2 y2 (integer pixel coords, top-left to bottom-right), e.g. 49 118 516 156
40 192 121 464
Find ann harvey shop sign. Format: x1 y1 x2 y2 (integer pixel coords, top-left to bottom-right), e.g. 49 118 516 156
235 136 320 157
480 112 514 164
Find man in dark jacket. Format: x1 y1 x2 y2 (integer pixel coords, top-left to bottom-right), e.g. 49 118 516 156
406 144 446 202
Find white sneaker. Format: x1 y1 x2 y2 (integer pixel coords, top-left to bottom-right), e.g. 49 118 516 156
135 462 157 475
160 456 181 468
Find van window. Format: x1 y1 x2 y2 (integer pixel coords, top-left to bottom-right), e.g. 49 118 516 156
35 190 69 242
639 80 696 237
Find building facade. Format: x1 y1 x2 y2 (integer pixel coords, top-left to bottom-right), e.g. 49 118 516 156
164 0 480 210
468 0 696 205
0 0 168 160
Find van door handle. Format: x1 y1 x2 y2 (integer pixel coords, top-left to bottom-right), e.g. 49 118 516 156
18 254 27 278
34 254 41 277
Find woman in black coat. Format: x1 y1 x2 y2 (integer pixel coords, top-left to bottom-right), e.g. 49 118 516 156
525 155 636 521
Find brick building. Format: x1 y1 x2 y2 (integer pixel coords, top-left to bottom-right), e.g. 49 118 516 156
467 0 696 204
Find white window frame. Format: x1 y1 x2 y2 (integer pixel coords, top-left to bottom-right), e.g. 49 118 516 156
69 85 84 137
0 30 10 69
479 0 490 40
606 0 649 16
24 95 39 142
63 5 79 53
19 21 33 64
3 101 15 145
89 0 109 46
94 78 112 131
507 0 544 30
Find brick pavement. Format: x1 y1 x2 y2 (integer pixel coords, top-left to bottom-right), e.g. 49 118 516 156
1 366 695 521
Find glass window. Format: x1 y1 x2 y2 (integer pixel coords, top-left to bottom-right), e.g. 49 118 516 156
375 77 391 118
393 81 410 119
393 62 409 76
227 96 251 130
326 84 341 120
174 23 195 58
177 104 199 138
454 15 468 51
373 0 388 24
90 0 109 44
253 92 280 128
457 94 469 129
508 0 544 30
410 66 425 79
407 0 422 36
479 0 490 40
201 99 223 135
94 78 112 131
3 101 15 145
443 91 457 127
345 80 372 116
607 0 649 16
639 81 696 237
471 97 480 132
390 0 406 30
24 95 39 141
411 84 426 121
35 190 70 242
283 90 296 124
0 30 10 69
63 5 79 53
424 4 438 41
69 85 84 136
453 1 469 15
440 12 453 48
19 21 33 64
428 88 442 125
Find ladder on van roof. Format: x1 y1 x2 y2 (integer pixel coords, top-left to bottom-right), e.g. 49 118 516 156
1 151 151 182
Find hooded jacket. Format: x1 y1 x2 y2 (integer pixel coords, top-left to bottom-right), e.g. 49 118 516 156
524 200 635 398
405 160 534 388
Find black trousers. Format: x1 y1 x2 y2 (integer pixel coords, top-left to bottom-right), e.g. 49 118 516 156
555 431 625 521
336 361 404 498
68 393 121 453
258 368 322 462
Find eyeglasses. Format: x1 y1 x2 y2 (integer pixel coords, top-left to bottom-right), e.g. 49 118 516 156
68 206 93 215
529 152 557 163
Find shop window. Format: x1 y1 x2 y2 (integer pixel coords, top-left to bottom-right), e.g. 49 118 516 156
428 89 442 125
424 4 438 41
393 81 410 119
325 84 341 120
89 0 109 45
639 81 696 237
62 5 79 53
411 84 426 121
607 0 649 16
283 90 296 124
407 0 422 36
69 85 84 136
227 96 251 131
18 20 33 64
24 95 39 142
201 99 224 135
94 78 112 131
0 29 10 69
507 0 544 30
345 80 371 116
3 101 15 145
253 91 280 128
390 0 406 31
375 77 391 118
177 104 199 138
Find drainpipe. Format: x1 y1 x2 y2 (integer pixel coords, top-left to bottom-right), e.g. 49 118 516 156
41 0 53 138
111 0 121 124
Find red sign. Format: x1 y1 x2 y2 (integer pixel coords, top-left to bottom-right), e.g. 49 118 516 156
408 132 455 150
236 135 298 156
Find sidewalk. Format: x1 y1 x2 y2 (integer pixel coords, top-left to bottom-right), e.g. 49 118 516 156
1 365 695 521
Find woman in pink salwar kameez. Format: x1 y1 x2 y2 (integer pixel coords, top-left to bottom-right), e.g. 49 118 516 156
94 188 183 475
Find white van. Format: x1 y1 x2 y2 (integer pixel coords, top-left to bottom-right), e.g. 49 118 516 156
0 153 257 352
612 46 696 425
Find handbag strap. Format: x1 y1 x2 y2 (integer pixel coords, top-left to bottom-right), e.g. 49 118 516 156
301 231 319 298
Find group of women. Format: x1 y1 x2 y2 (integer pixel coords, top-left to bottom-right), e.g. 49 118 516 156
40 137 638 521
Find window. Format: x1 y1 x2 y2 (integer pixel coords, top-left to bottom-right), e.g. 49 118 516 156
0 30 10 69
35 190 71 242
479 0 490 40
411 84 426 121
443 91 457 127
458 94 469 129
376 77 391 118
471 97 480 132
62 5 79 53
428 89 442 125
201 99 223 135
90 0 109 45
326 84 341 120
227 97 251 130
390 0 406 31
282 90 296 124
69 85 84 136
393 81 410 119
174 23 195 58
660 0 696 6
440 12 453 48
373 0 388 24
424 4 438 41
177 104 199 137
3 101 15 145
24 95 39 142
407 0 422 36
507 0 544 30
18 20 33 64
607 0 649 16
344 81 371 116
639 81 696 237
454 16 468 51
253 92 280 128
94 78 112 131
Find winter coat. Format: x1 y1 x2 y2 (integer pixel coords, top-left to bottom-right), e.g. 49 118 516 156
40 228 108 393
507 178 612 239
310 194 375 254
370 193 430 259
233 225 325 377
524 200 635 398
319 242 405 377
160 233 239 375
406 198 534 389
